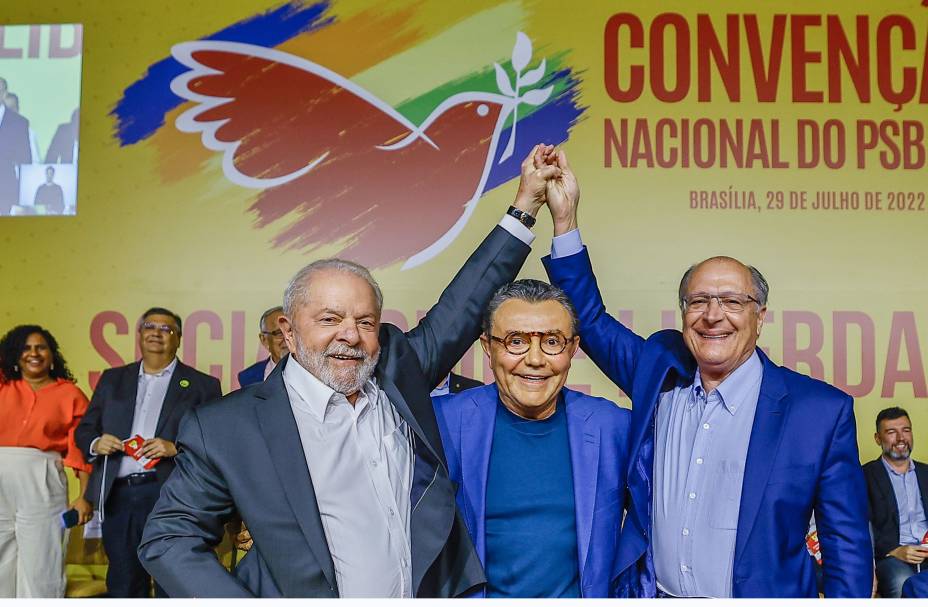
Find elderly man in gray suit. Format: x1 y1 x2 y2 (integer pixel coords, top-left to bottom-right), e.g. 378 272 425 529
138 145 562 597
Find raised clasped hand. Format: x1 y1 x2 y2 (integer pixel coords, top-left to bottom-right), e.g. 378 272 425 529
540 148 580 236
512 144 561 217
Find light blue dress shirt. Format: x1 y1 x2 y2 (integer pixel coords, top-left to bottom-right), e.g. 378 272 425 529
881 457 928 546
551 229 764 598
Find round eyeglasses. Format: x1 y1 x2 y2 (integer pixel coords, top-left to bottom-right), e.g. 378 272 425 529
489 331 573 356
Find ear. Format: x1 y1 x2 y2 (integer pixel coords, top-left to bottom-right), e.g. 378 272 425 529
756 306 767 336
279 315 296 353
874 432 881 447
480 334 491 358
566 335 580 358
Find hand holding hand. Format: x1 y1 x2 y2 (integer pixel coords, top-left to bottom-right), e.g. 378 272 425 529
94 433 125 456
512 144 561 217
544 149 580 236
140 437 178 459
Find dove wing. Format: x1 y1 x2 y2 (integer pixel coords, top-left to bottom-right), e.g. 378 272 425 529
170 41 427 188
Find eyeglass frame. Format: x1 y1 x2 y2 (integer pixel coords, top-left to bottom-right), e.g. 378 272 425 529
260 329 284 339
139 321 179 335
487 330 576 356
682 292 762 314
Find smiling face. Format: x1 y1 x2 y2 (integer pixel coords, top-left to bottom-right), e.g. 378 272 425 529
280 268 381 402
138 313 181 360
19 332 52 381
481 298 579 420
682 258 766 388
876 415 914 462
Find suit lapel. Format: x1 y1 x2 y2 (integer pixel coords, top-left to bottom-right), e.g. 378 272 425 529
734 353 788 565
154 361 185 437
254 362 337 593
114 362 141 439
565 391 599 580
460 386 497 562
915 462 928 517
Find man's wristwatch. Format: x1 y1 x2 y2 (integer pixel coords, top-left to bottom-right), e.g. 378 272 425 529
506 205 536 228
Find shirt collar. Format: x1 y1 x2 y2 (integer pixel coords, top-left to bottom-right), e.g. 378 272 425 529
691 351 763 415
881 455 915 476
138 357 177 379
282 355 378 422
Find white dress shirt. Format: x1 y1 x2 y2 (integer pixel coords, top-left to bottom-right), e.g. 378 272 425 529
283 358 413 598
116 358 178 477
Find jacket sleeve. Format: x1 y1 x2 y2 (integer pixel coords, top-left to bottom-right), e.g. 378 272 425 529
138 408 252 598
815 395 875 598
543 247 645 395
405 224 530 389
75 370 112 461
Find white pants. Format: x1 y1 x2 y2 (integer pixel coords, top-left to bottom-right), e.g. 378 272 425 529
0 447 68 597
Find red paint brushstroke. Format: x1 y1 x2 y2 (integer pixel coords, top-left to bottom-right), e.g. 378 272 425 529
186 50 504 267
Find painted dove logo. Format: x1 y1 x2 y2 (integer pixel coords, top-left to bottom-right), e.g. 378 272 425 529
169 33 552 269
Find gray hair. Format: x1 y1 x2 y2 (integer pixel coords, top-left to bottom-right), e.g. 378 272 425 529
258 306 283 331
677 256 769 310
283 258 383 319
482 279 579 335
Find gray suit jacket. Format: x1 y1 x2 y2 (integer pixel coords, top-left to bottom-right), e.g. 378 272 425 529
138 224 530 597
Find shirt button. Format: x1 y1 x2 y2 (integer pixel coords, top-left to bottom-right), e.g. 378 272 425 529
681 564 690 572
703 423 710 430
696 457 704 465
682 528 690 536
370 458 378 467
389 508 395 517
688 492 696 499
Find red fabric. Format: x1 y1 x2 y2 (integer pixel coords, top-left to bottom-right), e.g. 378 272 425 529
0 378 92 473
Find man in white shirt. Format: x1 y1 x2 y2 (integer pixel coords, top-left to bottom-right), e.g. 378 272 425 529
139 145 560 597
76 307 222 597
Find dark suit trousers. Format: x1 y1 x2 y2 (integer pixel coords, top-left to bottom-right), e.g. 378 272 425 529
102 482 166 598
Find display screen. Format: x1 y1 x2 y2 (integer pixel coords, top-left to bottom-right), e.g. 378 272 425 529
0 24 82 216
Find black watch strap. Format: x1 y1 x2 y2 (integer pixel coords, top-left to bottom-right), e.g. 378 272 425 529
506 205 536 228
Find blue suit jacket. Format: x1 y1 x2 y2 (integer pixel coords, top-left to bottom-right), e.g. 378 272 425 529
433 383 631 597
238 358 269 388
544 247 871 598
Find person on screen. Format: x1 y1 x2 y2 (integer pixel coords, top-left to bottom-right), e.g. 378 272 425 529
538 149 872 597
33 166 64 214
2 94 41 163
45 108 79 165
433 279 630 597
0 77 33 215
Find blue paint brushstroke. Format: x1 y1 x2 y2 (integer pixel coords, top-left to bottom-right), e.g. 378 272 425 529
485 68 586 191
111 1 333 146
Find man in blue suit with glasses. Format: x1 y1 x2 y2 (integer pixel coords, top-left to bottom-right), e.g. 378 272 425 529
537 149 871 598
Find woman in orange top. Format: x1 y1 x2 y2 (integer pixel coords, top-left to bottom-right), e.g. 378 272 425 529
0 325 93 598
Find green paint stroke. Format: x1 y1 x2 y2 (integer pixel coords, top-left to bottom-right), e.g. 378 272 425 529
395 51 570 127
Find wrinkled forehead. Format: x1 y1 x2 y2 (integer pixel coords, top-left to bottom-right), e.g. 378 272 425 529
303 269 380 316
491 299 573 333
263 310 285 331
686 258 755 294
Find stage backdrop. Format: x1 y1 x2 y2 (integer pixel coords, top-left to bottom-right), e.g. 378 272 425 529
2 1 926 468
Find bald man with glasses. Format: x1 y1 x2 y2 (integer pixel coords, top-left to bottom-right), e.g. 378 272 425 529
238 306 290 388
538 149 871 598
432 279 631 598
